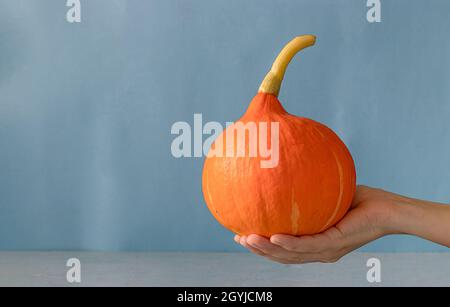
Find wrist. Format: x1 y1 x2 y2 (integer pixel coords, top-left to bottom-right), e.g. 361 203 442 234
387 196 425 235
370 190 422 236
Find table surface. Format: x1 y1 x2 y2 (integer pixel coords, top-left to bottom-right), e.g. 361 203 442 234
0 252 448 287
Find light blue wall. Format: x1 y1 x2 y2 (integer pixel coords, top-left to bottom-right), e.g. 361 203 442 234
0 0 449 251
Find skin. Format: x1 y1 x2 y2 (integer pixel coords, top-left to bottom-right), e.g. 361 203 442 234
235 185 450 264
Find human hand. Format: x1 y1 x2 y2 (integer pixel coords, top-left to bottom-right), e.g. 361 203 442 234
235 185 400 264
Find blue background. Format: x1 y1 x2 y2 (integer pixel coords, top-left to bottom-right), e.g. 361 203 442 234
0 0 449 251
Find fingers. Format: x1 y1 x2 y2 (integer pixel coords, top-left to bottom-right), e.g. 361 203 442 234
246 234 298 260
235 234 310 264
236 235 281 262
235 235 300 264
270 233 335 253
239 236 266 256
234 233 345 264
270 233 343 263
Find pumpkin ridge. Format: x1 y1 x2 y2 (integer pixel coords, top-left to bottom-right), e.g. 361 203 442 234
227 161 250 235
256 167 270 236
319 149 345 232
290 188 301 234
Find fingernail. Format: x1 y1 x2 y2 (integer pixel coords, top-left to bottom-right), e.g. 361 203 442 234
240 236 248 246
270 238 280 244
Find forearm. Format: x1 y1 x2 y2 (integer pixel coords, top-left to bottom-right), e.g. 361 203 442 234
389 196 450 247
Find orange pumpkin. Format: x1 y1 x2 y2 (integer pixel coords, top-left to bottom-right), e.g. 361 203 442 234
202 35 356 237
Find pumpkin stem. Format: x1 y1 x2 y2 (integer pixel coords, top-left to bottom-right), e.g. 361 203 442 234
258 35 316 97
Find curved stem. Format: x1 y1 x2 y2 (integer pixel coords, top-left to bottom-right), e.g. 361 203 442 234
258 35 316 97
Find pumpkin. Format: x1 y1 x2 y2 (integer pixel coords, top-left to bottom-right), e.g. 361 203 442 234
202 35 356 237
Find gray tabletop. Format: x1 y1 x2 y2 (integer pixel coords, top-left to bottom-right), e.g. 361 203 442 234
0 252 448 287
